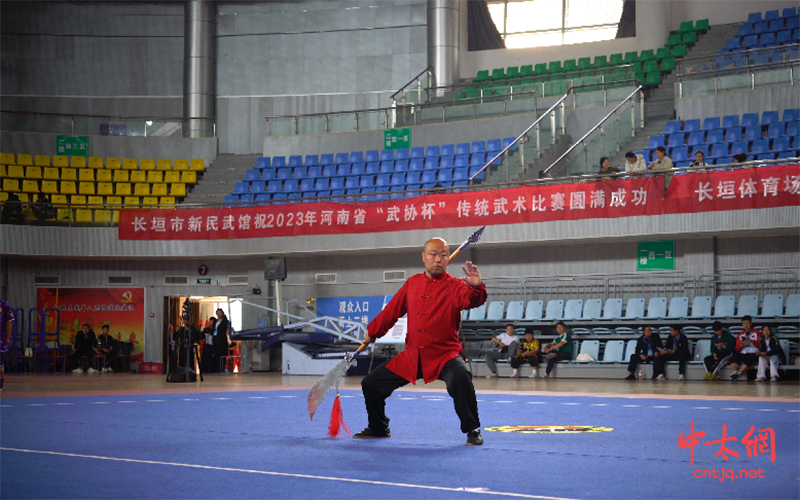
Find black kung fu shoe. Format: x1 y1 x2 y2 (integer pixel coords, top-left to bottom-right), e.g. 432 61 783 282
466 429 484 446
353 427 391 439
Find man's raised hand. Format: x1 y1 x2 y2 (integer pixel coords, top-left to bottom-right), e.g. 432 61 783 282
462 260 482 287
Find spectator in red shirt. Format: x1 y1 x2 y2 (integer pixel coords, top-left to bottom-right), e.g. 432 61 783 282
730 315 761 381
355 238 488 445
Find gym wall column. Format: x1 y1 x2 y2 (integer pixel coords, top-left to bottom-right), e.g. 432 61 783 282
427 0 460 97
183 0 216 138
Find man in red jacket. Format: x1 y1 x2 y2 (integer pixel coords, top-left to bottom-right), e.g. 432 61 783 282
355 238 488 445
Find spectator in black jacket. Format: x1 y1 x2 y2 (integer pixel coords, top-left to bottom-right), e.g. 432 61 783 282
200 317 218 374
653 325 690 381
214 309 230 373
68 324 98 373
755 326 785 382
95 324 117 372
703 321 735 380
624 326 662 379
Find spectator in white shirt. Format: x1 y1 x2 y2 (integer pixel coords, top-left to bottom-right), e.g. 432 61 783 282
485 324 520 378
623 151 647 174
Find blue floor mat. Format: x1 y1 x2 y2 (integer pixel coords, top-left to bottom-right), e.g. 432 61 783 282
1 390 798 499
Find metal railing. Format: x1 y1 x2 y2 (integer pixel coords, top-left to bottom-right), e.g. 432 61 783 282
0 110 216 138
543 83 644 176
390 65 433 104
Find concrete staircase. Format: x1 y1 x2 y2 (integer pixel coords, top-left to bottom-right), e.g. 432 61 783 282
183 154 260 205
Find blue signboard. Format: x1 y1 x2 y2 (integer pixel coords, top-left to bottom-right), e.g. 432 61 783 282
316 296 390 325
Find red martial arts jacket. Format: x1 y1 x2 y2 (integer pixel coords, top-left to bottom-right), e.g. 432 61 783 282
368 271 488 384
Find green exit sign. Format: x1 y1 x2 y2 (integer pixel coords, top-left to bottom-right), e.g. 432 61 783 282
197 279 211 285
384 127 410 150
637 240 675 270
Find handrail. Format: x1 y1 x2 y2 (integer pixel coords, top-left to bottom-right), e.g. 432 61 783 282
390 65 433 102
0 109 212 121
674 57 800 82
674 41 800 66
543 83 643 176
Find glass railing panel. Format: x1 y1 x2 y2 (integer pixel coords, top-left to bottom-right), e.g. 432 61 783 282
443 104 475 122
355 110 385 132
505 98 537 115
266 118 295 137
681 79 715 98
146 120 182 137
417 106 445 125
717 73 753 93
298 115 327 135
754 67 793 88
328 114 357 134
117 119 146 137
34 115 73 135
474 101 507 119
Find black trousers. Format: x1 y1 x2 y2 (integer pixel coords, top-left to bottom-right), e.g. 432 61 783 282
361 355 480 434
510 355 539 369
627 354 656 373
653 351 689 377
545 351 571 374
731 352 757 368
704 353 732 374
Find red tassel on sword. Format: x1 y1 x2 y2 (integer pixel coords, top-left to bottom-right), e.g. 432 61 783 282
327 392 350 437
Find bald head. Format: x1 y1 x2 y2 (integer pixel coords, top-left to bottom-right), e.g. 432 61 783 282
424 237 448 251
422 238 449 277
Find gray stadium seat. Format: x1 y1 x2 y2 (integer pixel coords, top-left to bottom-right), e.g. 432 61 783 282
524 300 544 320
506 301 524 320
543 300 564 320
760 294 783 317
689 296 712 318
780 294 799 317
779 339 791 363
624 298 645 319
624 339 638 359
572 340 579 360
601 340 625 363
602 298 623 319
592 327 614 335
713 295 736 318
563 299 583 320
646 297 668 319
486 301 506 321
576 340 599 361
694 339 711 363
582 299 602 320
667 297 689 319
468 303 487 321
614 327 637 336
737 295 759 317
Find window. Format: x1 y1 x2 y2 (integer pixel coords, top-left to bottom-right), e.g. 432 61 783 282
488 0 625 49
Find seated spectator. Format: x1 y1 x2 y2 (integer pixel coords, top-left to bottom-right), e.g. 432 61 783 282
200 316 218 374
95 324 117 372
652 325 690 380
624 325 662 379
1 193 24 225
703 321 735 380
597 157 621 176
67 324 98 373
730 315 761 381
732 153 748 163
510 328 540 378
649 146 674 187
485 323 520 378
690 150 707 168
542 321 573 378
623 151 647 174
755 325 784 382
31 193 54 225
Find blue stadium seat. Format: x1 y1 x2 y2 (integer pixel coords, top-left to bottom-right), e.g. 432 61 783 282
722 39 740 52
623 339 638 360
256 157 270 169
703 117 721 130
365 150 380 162
765 9 779 21
440 144 455 156
761 294 784 317
284 179 298 192
293 166 307 178
452 168 469 181
266 180 281 193
602 298 623 319
455 143 470 155
440 155 454 169
601 340 625 363
421 158 436 170
781 294 800 317
672 146 689 162
624 298 645 319
409 158 424 171
506 301 524 320
390 173 405 186
469 166 486 180
287 155 302 167
687 131 705 146
262 168 276 180
319 154 334 165
525 300 544 320
761 110 779 124
683 119 701 132
665 120 682 133
254 194 271 206
772 137 792 151
742 113 759 126
752 139 770 154
737 295 759 317
393 160 409 172
694 339 711 363
335 164 350 177
410 147 424 158
350 163 364 176
471 141 485 153
251 180 266 193
757 153 776 161
715 156 734 165
576 341 599 362
646 297 668 319
559 299 582 321
330 189 346 202
307 166 322 178
759 32 776 46
329 177 344 190
486 301 505 321
543 300 564 320
361 175 376 188
272 156 287 168
344 176 358 189
581 299 602 320
421 170 437 184
668 133 685 146
649 135 666 148
709 143 729 158
468 303 487 321
454 154 469 167
747 12 761 24
705 129 723 145
731 141 749 156
713 295 736 318
378 150 393 162
783 7 797 18
767 122 786 138
224 194 238 206
782 108 800 122
776 30 793 43
335 153 349 164
486 139 502 152
469 153 485 166
722 115 739 128
438 168 453 181
405 171 421 184
667 297 689 318
690 296 712 318
244 169 259 181
239 194 255 205
425 146 439 157
395 149 410 159
277 167 292 179
314 178 330 191
502 137 518 151
233 181 249 194
301 191 318 203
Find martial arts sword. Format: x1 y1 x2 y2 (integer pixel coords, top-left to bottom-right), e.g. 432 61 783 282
307 225 488 422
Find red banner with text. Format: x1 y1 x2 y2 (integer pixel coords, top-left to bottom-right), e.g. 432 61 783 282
119 177 664 240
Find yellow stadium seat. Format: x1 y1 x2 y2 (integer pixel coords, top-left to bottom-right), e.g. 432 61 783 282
42 181 59 194
151 183 168 196
56 208 72 223
35 155 51 167
95 209 113 224
16 193 30 203
60 181 77 195
22 180 40 193
70 195 87 206
25 166 42 179
79 182 95 195
7 165 25 178
51 194 68 206
159 196 176 207
169 183 186 197
75 209 93 223
134 183 150 196
53 155 69 167
113 170 130 183
78 168 95 182
17 154 33 166
106 157 121 170
70 156 86 168
140 159 155 171
97 183 114 196
51 195 69 222
174 159 189 171
122 158 138 170
0 153 14 164
189 159 205 171
112 210 120 224
106 196 122 207
88 156 103 169
0 165 6 177
61 168 78 181
147 171 163 183
157 159 172 170
180 171 197 184
0 192 8 203
88 195 104 207
130 171 146 183
115 183 132 196
142 196 159 208
164 171 181 183
123 196 140 207
43 167 60 180
96 169 112 182
3 179 20 192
